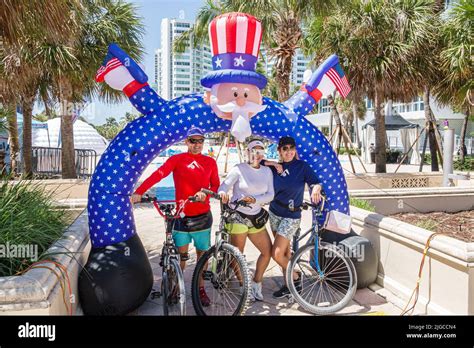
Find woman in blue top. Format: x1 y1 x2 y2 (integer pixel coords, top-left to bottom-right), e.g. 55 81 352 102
263 136 322 299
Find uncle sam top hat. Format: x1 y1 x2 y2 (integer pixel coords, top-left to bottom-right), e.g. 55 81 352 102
201 12 267 90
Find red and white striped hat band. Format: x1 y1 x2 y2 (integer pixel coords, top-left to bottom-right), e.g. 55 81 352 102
209 12 263 57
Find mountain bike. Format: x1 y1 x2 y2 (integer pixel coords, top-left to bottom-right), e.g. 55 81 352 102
191 189 251 316
286 199 357 315
141 194 197 316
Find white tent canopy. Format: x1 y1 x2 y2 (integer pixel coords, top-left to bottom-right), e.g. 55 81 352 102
32 118 109 155
361 103 421 165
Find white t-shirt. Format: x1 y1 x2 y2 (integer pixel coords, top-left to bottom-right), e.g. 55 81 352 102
218 163 274 215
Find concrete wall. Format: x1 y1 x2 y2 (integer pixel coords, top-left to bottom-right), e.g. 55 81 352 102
351 206 474 315
346 172 445 190
350 187 474 215
0 211 90 315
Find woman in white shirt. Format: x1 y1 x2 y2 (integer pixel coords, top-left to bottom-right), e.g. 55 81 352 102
218 139 274 302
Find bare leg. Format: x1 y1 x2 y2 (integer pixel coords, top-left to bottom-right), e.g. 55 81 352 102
271 234 298 283
248 229 272 283
231 233 247 253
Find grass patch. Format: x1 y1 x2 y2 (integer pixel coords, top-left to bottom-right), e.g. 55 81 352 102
350 197 376 212
0 179 68 277
415 219 438 231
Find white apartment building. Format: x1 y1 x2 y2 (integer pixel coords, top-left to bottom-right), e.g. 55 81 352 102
155 18 212 100
262 49 312 89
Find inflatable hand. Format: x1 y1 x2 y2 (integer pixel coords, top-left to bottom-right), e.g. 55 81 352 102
96 43 148 91
304 54 339 93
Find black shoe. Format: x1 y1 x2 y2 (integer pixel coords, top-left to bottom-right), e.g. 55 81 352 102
273 285 290 298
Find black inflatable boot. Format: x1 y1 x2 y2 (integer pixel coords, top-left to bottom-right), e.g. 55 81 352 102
78 234 153 315
322 230 378 289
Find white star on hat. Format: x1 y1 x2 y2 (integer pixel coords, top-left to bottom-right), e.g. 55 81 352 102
215 57 222 68
234 56 245 67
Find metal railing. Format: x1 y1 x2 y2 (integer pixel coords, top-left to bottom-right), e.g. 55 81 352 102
21 147 98 178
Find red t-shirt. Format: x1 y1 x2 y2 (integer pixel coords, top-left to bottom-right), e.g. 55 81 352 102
135 152 220 217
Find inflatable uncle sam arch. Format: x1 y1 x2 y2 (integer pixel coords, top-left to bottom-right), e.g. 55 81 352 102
79 12 359 315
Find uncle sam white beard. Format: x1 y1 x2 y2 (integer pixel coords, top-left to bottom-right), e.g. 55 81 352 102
211 96 267 142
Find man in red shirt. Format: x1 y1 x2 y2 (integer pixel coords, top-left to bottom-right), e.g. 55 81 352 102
131 126 219 306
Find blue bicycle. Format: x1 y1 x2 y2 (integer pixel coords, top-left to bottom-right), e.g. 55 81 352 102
286 200 357 315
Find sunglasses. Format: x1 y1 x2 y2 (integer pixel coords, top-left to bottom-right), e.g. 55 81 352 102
281 145 296 151
251 149 265 155
188 138 204 144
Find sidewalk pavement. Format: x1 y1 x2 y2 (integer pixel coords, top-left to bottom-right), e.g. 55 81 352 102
130 201 406 316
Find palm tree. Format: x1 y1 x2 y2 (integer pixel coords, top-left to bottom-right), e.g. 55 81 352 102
336 95 366 147
1 1 81 177
4 0 144 178
432 0 473 163
305 0 440 173
174 0 340 102
44 0 144 179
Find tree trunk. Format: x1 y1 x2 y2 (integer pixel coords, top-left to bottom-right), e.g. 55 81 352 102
352 95 361 148
327 94 342 152
6 104 20 175
59 81 77 179
274 55 292 102
423 87 439 171
21 94 35 178
374 89 387 173
459 108 469 163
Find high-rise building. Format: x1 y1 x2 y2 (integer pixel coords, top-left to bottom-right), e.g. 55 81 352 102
154 18 212 100
261 49 312 89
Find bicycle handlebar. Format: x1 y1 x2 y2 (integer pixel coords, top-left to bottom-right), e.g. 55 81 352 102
140 194 199 204
200 189 251 208
298 197 325 212
201 188 219 199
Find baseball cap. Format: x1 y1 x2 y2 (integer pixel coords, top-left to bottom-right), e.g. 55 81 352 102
247 139 265 151
187 126 205 138
278 136 296 149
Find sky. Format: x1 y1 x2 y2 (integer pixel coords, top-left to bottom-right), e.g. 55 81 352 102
87 0 204 125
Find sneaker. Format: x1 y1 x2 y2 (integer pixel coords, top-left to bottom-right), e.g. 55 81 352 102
272 285 290 299
199 286 210 307
250 281 264 301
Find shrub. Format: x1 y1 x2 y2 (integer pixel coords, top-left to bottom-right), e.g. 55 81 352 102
453 156 473 172
338 148 361 156
415 219 438 231
0 179 68 276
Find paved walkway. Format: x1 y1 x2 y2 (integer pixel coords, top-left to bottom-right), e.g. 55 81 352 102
130 201 405 316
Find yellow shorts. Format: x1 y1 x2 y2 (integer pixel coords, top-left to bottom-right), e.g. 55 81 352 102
225 223 265 235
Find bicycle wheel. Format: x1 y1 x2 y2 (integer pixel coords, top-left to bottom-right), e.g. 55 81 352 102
161 258 186 316
191 243 250 316
286 241 357 315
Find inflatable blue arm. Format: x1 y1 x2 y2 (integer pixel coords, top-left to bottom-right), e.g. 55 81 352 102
96 44 167 115
283 54 350 121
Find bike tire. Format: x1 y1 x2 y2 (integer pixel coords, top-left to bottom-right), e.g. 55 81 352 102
162 258 186 316
191 243 251 316
286 242 357 315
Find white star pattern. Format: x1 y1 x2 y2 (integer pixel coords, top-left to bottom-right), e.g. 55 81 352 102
89 88 349 248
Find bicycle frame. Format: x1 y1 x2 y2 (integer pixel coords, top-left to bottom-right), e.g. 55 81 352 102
291 200 327 277
150 199 184 265
210 201 240 278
